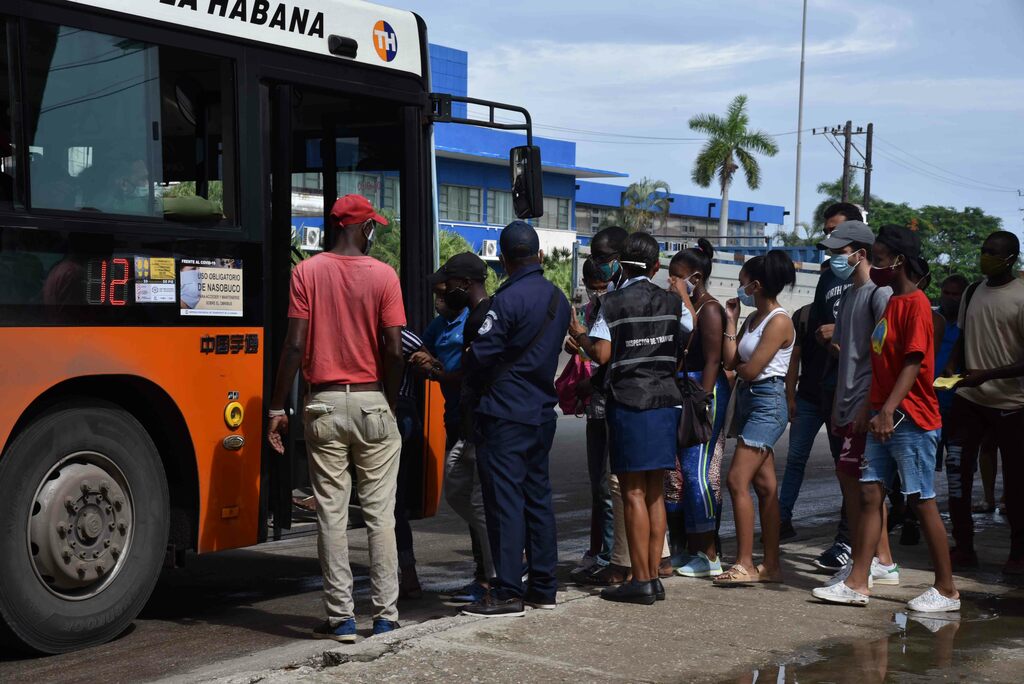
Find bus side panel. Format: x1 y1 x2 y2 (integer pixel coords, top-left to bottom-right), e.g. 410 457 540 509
422 380 446 518
0 328 263 554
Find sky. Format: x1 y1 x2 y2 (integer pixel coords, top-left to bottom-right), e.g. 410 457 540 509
383 0 1024 237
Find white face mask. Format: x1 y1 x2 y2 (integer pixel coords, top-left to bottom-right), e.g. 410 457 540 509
685 275 700 295
362 223 376 255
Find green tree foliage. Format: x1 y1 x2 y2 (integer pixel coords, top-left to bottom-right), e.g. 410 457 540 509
689 95 779 243
162 180 224 213
370 220 503 294
605 178 672 233
542 247 574 298
792 176 1007 297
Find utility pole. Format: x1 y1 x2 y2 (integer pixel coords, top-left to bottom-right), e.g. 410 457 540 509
793 0 808 235
841 120 852 201
814 122 873 210
863 123 873 212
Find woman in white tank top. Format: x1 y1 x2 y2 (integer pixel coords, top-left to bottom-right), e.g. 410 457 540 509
714 251 796 586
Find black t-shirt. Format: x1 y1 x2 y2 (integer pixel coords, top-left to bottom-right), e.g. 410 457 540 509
463 297 491 350
804 265 853 398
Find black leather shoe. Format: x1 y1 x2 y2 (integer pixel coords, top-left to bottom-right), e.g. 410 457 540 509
460 593 525 617
523 593 557 610
652 578 665 601
599 578 656 605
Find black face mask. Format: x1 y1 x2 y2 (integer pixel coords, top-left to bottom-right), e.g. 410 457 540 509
443 286 470 311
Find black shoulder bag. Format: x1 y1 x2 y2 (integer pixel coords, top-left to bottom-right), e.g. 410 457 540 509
677 304 714 449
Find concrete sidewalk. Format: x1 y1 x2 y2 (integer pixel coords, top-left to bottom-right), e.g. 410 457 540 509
170 515 1024 684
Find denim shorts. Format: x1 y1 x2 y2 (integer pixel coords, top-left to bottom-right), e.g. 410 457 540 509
735 377 788 451
861 414 940 500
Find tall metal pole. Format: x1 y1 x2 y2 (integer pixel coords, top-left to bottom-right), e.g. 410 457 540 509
793 0 808 236
841 120 852 201
863 122 874 213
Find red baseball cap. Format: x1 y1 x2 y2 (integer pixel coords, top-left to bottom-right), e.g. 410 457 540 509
330 194 388 226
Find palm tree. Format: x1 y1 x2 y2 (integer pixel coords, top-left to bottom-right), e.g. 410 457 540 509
605 177 672 233
811 173 863 232
689 95 779 245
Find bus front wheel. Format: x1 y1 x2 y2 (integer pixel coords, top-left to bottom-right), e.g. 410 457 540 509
0 401 169 654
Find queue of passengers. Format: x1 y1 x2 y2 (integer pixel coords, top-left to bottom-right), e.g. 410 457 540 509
267 195 1024 641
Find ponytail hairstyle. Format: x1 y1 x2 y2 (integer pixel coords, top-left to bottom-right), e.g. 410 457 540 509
670 238 714 285
620 232 660 277
740 249 796 299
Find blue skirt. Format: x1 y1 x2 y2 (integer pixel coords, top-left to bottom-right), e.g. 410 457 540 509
607 401 681 473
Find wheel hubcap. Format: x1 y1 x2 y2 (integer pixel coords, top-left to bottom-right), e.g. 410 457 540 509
29 453 134 600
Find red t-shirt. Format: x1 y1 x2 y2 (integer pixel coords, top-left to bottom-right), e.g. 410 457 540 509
869 289 941 430
288 253 406 385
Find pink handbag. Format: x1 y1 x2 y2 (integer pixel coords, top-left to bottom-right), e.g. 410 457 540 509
555 354 592 416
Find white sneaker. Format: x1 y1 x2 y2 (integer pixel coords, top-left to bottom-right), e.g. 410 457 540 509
812 581 869 606
825 562 874 588
871 560 900 586
907 587 961 613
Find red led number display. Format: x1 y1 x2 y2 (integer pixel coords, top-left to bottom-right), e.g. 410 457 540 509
86 258 131 306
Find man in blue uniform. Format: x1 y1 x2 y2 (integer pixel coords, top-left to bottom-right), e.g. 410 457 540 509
461 221 571 617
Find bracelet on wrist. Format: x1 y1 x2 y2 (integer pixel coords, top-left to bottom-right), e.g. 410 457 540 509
723 332 737 341
268 408 286 418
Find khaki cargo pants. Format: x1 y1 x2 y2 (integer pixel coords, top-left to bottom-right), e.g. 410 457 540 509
304 389 401 623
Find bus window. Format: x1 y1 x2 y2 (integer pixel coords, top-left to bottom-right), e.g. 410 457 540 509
1 19 16 209
21 23 236 226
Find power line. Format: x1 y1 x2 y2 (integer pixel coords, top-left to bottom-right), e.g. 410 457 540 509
872 148 1018 194
874 136 1018 192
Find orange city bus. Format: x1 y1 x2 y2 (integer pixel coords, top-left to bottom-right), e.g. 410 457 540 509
0 0 541 654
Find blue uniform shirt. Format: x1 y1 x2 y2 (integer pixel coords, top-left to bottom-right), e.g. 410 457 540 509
423 308 468 372
465 264 571 426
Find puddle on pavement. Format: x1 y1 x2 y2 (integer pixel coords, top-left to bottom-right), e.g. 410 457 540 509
727 591 1024 683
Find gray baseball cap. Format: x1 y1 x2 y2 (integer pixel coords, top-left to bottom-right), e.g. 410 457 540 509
818 220 875 250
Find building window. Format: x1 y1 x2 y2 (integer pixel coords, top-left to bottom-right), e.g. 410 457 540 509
486 189 514 225
439 184 481 222
537 196 570 230
382 176 400 216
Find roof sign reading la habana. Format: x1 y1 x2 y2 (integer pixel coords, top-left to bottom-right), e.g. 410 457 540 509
64 0 422 76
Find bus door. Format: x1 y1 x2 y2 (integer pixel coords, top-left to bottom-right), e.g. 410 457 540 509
264 82 409 537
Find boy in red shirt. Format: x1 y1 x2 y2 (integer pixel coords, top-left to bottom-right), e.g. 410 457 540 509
814 225 959 612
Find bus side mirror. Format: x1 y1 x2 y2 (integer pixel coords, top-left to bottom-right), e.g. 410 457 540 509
510 145 543 219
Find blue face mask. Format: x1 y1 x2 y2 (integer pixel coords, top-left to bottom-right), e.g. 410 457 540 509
737 283 756 307
596 259 620 281
829 252 861 281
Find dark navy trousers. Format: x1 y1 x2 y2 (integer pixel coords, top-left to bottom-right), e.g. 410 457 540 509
475 415 558 601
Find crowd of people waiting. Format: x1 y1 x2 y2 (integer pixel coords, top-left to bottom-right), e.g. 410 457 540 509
267 194 1024 641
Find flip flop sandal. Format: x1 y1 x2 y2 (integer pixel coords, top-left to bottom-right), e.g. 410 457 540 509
755 564 784 584
713 563 759 585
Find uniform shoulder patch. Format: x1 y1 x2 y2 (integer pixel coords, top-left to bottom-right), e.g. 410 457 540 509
479 310 497 336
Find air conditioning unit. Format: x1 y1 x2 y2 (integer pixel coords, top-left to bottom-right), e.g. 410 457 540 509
481 239 498 258
302 225 323 251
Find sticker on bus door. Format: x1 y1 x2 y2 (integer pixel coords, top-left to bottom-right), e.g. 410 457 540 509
179 258 243 317
135 256 177 303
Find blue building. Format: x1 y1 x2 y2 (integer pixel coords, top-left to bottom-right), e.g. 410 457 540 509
430 44 624 261
427 44 803 263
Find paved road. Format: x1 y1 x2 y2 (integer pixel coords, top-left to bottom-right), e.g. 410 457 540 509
0 416 857 682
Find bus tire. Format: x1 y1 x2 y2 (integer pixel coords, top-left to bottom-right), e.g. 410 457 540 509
0 401 169 654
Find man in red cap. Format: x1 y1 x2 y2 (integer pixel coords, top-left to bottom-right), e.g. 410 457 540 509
268 194 406 641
